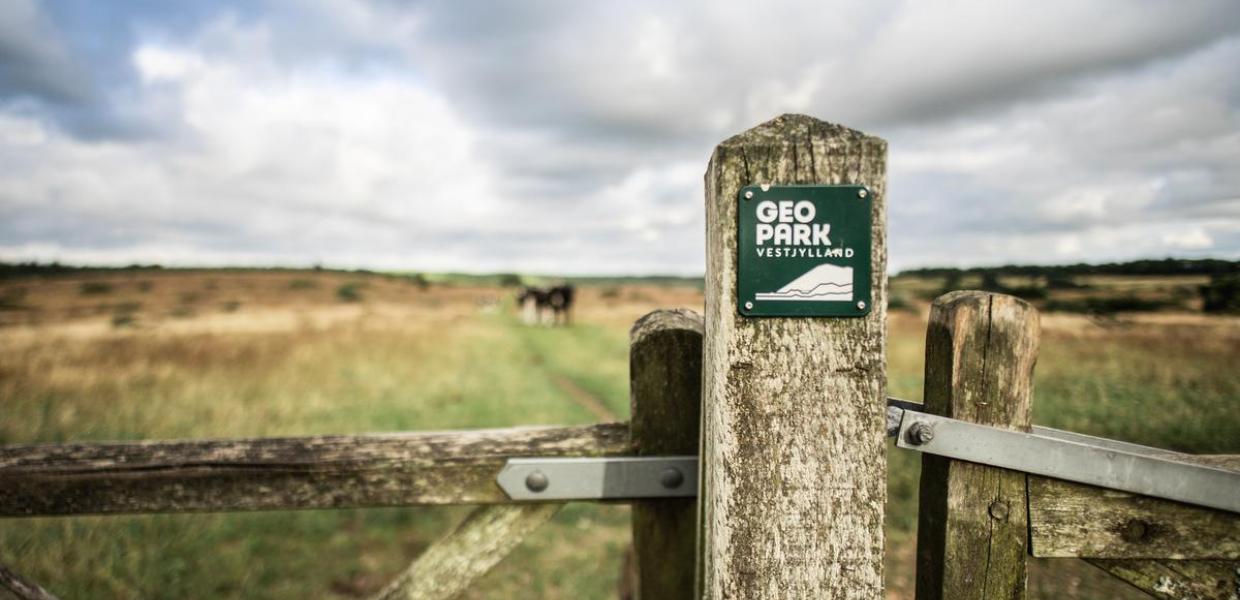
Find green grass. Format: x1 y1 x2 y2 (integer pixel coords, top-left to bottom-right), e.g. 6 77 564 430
1 300 1237 599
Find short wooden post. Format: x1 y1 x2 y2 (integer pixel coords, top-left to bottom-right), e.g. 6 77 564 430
915 291 1040 600
628 309 703 600
699 114 889 598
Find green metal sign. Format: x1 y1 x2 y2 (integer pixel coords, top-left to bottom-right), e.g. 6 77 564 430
737 184 872 317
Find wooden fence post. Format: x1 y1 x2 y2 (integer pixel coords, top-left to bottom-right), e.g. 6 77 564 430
628 308 703 600
699 114 889 599
915 291 1040 600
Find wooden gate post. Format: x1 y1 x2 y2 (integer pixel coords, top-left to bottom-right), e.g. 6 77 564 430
628 309 704 600
915 291 1040 600
699 114 889 599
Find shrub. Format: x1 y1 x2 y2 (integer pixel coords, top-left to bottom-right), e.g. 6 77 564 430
406 274 430 290
1046 274 1086 289
1200 274 1240 314
111 302 142 328
1044 296 1173 315
79 281 113 295
336 283 364 302
288 279 319 290
497 273 523 287
888 294 917 313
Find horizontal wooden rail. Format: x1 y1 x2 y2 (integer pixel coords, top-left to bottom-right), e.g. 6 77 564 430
0 423 629 517
1029 454 1240 560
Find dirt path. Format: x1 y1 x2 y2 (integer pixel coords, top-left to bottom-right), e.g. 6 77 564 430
550 374 619 421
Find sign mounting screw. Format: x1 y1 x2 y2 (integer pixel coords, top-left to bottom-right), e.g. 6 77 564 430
744 190 754 200
524 471 549 492
856 301 867 310
858 189 868 199
744 301 754 310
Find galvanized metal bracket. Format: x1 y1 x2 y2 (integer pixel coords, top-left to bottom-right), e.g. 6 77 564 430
889 404 1240 514
497 456 697 501
496 403 1237 512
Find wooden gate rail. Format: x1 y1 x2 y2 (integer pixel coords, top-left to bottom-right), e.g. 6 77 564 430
0 422 629 516
0 308 704 600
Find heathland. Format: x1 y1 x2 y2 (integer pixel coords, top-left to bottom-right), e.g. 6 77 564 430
1 266 1237 599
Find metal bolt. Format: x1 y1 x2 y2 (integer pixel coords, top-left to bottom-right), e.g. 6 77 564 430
906 422 934 446
744 301 754 310
760 183 771 192
524 470 549 493
856 300 867 310
660 467 685 489
858 189 868 199
744 190 754 200
988 500 1010 522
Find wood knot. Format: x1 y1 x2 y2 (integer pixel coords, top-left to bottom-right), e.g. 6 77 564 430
1121 519 1150 543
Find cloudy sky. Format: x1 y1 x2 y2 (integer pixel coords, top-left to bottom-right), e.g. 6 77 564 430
2 1 1238 274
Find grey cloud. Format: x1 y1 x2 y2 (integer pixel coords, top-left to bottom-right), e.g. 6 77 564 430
0 0 94 104
2 1 1239 273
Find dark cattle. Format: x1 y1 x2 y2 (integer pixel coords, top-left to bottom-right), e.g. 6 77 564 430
547 285 575 326
517 286 551 325
516 285 575 326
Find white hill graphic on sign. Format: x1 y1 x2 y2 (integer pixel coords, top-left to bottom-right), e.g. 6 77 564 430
755 263 854 302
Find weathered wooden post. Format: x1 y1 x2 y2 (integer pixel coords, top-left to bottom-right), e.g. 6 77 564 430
628 308 703 599
699 114 889 598
915 291 1039 600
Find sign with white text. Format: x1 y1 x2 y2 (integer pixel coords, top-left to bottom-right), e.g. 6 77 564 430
737 184 872 317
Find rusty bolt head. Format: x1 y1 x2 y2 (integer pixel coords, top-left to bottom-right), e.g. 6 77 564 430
906 422 934 446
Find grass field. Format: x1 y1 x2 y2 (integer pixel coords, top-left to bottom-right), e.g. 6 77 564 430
1 270 1237 599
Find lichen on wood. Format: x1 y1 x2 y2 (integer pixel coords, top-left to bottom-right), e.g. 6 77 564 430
699 114 889 599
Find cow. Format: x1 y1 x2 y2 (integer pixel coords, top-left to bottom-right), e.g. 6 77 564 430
547 284 575 326
517 286 550 325
516 285 575 326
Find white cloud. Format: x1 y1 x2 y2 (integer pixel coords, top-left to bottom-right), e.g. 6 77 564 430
1162 227 1214 250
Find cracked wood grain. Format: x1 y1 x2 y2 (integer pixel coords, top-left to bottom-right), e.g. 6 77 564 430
700 114 888 599
628 309 703 600
1029 455 1240 560
0 423 629 516
915 291 1040 600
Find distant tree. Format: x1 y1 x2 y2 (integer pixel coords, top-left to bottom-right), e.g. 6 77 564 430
939 272 963 294
497 273 523 287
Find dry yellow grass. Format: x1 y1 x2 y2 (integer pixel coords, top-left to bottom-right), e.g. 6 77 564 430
1 269 1234 599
